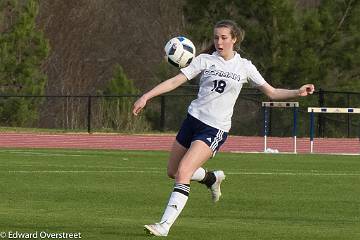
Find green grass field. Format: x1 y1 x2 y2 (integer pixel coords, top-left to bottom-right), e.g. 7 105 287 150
0 149 359 240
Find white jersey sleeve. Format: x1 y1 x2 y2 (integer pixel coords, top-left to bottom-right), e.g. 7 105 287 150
180 54 207 80
244 60 266 87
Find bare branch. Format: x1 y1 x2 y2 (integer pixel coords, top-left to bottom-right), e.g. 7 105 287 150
328 0 354 42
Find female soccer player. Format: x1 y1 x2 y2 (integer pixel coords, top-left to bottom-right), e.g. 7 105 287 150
133 19 314 237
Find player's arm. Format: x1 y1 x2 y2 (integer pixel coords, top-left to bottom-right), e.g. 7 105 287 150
133 73 188 116
257 82 315 100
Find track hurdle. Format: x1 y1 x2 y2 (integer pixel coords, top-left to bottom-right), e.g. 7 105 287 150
262 102 299 153
308 107 360 153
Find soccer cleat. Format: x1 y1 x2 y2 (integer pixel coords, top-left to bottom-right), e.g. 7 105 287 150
144 223 169 237
210 170 226 202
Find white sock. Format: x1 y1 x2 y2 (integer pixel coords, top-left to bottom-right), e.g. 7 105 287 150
191 167 206 181
160 183 190 231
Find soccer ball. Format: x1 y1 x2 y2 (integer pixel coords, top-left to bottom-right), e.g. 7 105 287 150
164 36 196 68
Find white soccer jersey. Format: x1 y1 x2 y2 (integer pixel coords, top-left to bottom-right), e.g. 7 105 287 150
180 52 267 132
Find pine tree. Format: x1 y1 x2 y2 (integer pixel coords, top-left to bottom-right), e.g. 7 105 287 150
183 0 360 137
183 0 360 91
97 64 150 132
0 0 49 126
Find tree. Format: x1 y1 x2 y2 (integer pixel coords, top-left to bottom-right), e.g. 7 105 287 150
184 0 301 87
183 0 360 91
0 0 49 126
183 0 360 137
95 64 150 132
300 0 360 91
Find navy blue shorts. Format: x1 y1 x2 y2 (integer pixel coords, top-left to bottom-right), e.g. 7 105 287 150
176 114 228 154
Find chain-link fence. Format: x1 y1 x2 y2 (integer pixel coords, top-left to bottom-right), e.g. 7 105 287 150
0 88 359 138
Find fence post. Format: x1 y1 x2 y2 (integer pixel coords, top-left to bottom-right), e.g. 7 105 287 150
87 96 92 134
318 88 325 137
347 93 350 137
160 96 165 131
268 107 272 136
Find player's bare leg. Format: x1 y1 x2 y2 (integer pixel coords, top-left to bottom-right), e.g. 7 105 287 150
168 139 226 200
166 141 187 179
176 141 225 203
167 141 213 184
144 140 212 236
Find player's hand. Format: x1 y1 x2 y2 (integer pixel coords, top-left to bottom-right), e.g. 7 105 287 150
299 84 315 96
133 96 147 116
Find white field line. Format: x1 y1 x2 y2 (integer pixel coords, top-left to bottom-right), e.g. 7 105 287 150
227 172 360 176
0 150 94 157
2 150 358 157
0 165 137 169
6 170 163 174
3 169 360 176
230 151 360 156
0 150 165 157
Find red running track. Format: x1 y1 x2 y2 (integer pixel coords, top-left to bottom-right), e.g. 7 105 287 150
0 133 358 154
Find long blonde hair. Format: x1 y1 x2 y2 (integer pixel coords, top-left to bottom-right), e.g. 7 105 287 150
202 19 245 54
